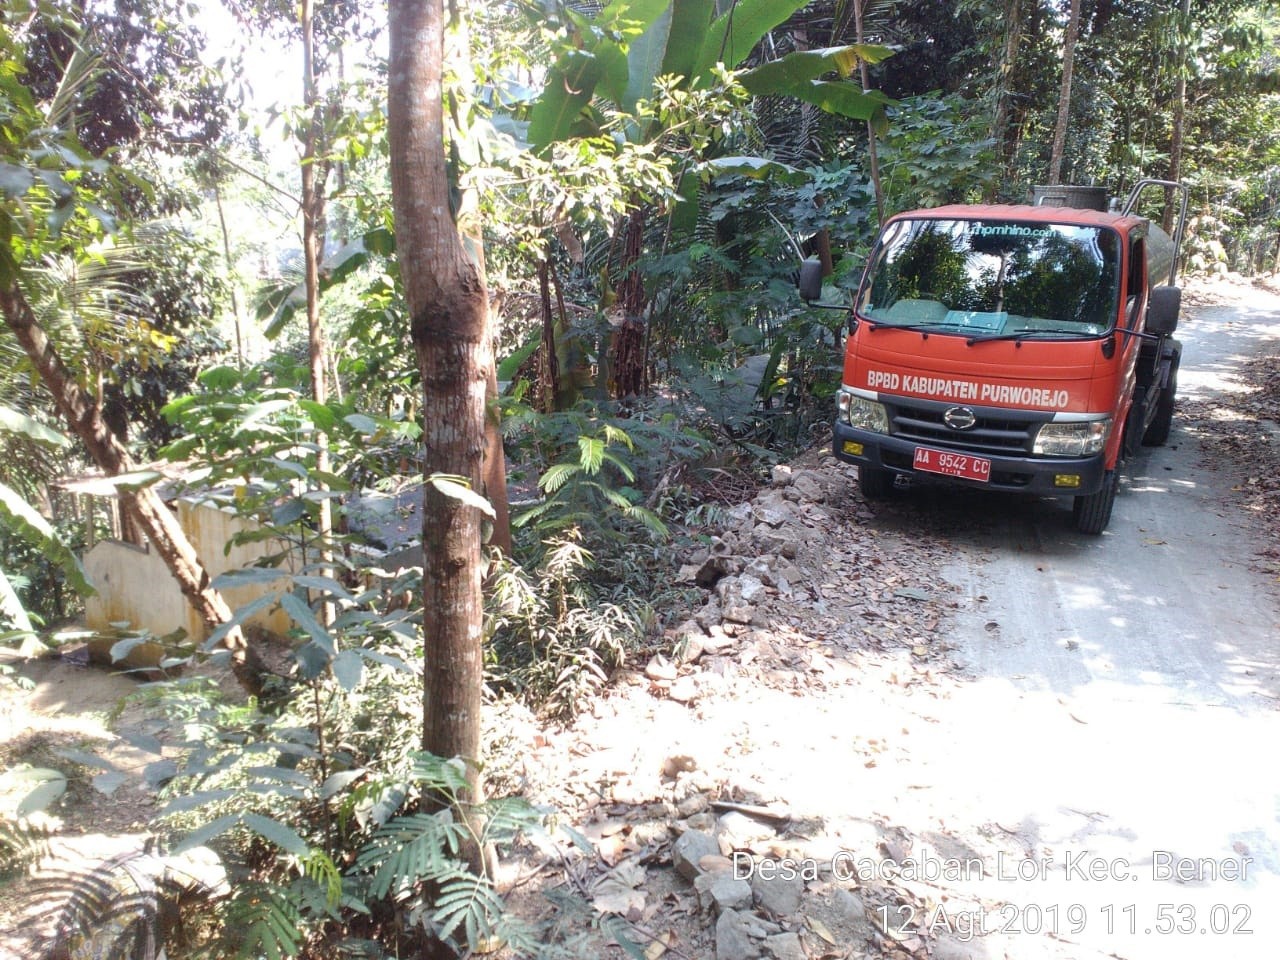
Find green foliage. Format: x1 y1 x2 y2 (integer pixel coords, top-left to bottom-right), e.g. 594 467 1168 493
142 658 546 956
488 534 647 719
0 14 125 285
0 407 91 645
876 93 1000 213
514 418 668 542
0 811 52 878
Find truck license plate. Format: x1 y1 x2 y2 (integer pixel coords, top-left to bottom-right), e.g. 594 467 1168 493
913 446 992 483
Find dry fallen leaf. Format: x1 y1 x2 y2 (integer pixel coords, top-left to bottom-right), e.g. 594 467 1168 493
808 915 838 944
592 861 647 918
643 930 677 959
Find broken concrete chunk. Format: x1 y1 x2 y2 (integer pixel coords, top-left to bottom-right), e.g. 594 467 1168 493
763 931 805 960
754 504 792 528
677 563 703 583
645 655 678 681
716 811 777 852
697 872 752 913
700 624 738 655
832 886 867 924
695 600 724 631
716 575 763 625
672 829 721 881
667 675 699 703
715 909 764 960
791 473 825 502
751 870 804 918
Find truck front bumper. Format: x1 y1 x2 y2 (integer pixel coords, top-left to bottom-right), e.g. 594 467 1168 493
832 421 1108 496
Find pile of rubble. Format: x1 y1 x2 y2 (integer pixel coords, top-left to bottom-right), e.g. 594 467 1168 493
511 454 1017 959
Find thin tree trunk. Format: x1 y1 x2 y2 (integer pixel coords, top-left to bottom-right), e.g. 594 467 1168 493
852 0 883 223
212 174 245 367
1165 0 1192 232
301 0 335 624
538 258 561 412
388 0 490 804
442 6 510 554
0 282 266 696
609 207 646 399
989 0 1024 198
1048 0 1083 185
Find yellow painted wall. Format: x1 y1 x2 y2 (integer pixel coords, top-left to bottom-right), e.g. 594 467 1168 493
83 499 293 642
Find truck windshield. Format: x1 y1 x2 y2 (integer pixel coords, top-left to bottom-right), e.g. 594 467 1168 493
859 218 1121 337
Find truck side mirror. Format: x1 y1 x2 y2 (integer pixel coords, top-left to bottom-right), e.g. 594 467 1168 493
1146 285 1181 335
798 257 824 302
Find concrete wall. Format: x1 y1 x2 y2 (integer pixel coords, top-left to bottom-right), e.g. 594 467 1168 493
84 539 201 640
83 499 293 642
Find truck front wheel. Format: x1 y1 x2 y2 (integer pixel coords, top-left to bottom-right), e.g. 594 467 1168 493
1072 469 1119 535
858 465 896 499
1141 350 1180 446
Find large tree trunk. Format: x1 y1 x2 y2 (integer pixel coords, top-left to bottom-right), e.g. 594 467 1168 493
1047 0 1083 185
388 0 490 803
0 282 267 696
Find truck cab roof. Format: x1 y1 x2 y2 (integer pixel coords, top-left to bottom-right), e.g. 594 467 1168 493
890 203 1148 235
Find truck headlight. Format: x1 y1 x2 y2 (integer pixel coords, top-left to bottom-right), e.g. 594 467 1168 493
1033 419 1110 456
837 391 889 433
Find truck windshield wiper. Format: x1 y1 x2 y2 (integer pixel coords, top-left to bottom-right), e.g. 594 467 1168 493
965 329 1093 345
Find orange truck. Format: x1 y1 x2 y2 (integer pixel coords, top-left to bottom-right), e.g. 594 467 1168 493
800 180 1187 534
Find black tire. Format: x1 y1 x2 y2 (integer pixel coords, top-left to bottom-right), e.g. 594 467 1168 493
858 465 895 499
1072 469 1119 535
1142 351 1180 446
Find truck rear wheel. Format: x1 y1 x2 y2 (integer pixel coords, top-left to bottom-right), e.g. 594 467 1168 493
1072 469 1119 535
1142 350 1180 446
858 465 895 499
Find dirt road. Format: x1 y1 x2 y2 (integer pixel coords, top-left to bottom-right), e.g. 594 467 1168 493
868 283 1280 959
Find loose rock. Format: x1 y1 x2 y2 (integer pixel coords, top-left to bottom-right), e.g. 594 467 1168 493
696 872 752 913
751 871 804 918
672 830 721 881
763 931 805 960
715 909 763 960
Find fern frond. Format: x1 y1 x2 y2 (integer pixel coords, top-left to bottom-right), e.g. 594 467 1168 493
600 423 634 450
599 449 636 481
302 849 342 910
0 816 52 879
511 500 553 528
223 885 303 960
475 795 544 848
577 435 605 474
431 867 504 948
356 812 466 900
409 752 472 795
539 462 581 494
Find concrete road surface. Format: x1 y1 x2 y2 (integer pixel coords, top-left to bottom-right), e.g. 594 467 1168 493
870 287 1280 959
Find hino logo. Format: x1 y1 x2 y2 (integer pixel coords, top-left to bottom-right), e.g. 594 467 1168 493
943 406 978 430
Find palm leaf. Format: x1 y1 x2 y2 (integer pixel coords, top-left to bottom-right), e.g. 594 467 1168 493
0 404 67 448
0 479 93 596
692 0 811 82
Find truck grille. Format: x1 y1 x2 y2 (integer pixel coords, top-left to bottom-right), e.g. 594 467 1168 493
887 399 1042 455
